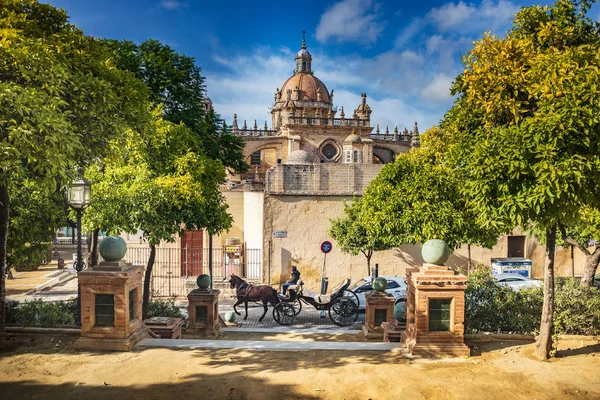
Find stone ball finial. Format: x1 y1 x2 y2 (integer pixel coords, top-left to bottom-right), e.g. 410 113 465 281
99 236 127 262
373 277 388 292
421 239 450 265
196 274 211 289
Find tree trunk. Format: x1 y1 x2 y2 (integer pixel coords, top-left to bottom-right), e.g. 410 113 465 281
142 244 156 320
89 228 99 267
0 184 9 349
580 249 600 287
366 252 372 277
536 224 556 360
467 244 472 274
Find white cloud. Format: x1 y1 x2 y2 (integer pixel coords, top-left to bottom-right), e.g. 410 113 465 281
426 0 518 35
316 0 384 44
158 0 189 10
205 43 449 133
420 74 454 102
427 1 476 31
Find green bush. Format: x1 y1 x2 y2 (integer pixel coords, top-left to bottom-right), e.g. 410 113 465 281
147 298 184 319
9 242 53 272
554 278 600 335
6 298 76 327
465 265 600 335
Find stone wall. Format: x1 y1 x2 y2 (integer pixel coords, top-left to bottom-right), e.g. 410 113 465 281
263 195 402 292
263 195 586 291
266 164 384 196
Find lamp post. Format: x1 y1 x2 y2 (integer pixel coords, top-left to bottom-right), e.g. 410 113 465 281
66 172 92 327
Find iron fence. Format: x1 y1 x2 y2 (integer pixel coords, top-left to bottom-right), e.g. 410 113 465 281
124 246 262 298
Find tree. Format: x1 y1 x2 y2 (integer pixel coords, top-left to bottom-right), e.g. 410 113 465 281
442 0 600 359
7 170 67 271
358 128 500 254
558 207 600 287
329 200 390 276
102 39 248 173
0 1 151 345
85 112 232 318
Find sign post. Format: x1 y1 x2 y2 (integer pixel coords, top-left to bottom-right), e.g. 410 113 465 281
320 241 332 295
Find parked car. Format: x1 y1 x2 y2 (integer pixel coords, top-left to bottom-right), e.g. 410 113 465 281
349 276 407 310
494 273 541 291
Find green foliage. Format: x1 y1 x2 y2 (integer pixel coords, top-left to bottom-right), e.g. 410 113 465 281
444 0 600 232
7 169 67 271
147 299 184 319
5 299 76 327
465 265 543 334
359 132 500 251
0 1 151 188
554 277 600 335
9 242 51 271
465 265 600 335
102 39 247 173
84 110 232 244
329 199 390 269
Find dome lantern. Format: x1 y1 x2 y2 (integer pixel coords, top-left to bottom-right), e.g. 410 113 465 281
295 31 312 74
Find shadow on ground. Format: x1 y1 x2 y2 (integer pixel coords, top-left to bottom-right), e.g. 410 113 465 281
0 373 319 400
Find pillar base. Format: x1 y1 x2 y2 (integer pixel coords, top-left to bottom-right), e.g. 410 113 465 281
188 288 220 337
74 324 149 352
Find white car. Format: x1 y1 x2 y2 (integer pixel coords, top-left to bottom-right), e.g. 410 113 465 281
494 273 541 291
349 276 407 310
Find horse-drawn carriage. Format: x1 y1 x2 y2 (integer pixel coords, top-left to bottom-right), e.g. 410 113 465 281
273 278 360 326
228 275 360 327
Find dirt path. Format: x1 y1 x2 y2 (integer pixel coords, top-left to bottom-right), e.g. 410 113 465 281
1 334 599 400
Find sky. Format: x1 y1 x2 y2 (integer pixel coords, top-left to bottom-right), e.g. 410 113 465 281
47 0 600 131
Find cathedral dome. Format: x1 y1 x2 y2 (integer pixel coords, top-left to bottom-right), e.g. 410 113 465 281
280 73 331 103
285 150 313 165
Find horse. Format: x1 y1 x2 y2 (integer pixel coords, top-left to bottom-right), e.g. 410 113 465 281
228 274 279 322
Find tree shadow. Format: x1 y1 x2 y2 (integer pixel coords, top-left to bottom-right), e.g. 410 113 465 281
0 372 319 400
466 339 533 356
555 343 600 358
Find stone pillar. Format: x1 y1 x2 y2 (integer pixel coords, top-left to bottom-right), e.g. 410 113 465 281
188 287 220 337
401 263 470 357
74 258 149 351
362 291 395 339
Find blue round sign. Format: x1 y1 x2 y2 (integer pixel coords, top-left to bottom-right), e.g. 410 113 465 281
320 241 333 254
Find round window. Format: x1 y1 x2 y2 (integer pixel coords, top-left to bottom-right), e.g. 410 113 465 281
322 143 338 160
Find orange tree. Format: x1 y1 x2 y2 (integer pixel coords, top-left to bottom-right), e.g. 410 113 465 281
0 1 150 344
442 0 600 359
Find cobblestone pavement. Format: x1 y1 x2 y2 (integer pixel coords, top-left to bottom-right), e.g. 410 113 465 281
219 302 365 330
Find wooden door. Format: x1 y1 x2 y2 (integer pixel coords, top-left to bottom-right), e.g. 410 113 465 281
180 230 204 276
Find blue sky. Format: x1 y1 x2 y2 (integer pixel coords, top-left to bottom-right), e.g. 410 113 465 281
47 0 600 131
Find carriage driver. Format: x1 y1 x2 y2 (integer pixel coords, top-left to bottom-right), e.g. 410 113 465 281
282 266 301 295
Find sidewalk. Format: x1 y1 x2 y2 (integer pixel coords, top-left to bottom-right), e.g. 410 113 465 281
5 261 76 303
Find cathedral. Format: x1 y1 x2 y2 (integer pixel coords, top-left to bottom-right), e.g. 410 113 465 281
212 37 420 287
124 37 585 297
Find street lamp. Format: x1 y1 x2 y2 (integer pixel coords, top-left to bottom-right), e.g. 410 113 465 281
66 172 92 327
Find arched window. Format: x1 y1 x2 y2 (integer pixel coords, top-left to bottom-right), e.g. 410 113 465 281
251 151 261 166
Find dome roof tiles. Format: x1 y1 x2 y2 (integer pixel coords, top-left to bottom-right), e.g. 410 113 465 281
280 73 330 103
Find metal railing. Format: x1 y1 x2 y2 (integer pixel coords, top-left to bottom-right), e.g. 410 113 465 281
124 246 262 298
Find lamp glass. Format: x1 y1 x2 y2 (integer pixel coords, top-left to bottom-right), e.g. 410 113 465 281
66 179 92 209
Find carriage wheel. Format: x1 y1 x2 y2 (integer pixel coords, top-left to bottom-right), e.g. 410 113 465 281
273 303 296 326
290 299 302 315
328 290 359 327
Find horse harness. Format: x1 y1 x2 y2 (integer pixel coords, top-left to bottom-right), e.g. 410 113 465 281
236 281 254 299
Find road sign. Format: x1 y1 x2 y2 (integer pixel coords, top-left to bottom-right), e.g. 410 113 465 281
320 241 332 254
